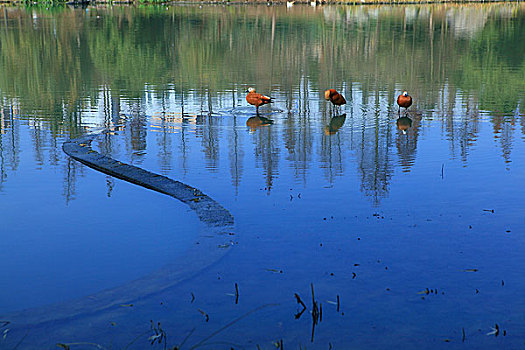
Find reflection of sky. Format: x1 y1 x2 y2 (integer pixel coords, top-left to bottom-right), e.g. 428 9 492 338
55 83 522 208
0 6 524 346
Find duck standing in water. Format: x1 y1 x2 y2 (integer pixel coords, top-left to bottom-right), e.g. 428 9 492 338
245 87 273 114
397 91 413 114
324 89 346 112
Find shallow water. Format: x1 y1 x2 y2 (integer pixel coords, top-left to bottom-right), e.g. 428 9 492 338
0 3 524 349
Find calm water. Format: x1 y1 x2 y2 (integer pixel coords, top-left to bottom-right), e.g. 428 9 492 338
0 3 524 349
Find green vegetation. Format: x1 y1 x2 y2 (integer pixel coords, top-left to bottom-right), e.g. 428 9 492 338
0 4 523 124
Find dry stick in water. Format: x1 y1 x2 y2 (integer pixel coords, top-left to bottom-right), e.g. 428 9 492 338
294 293 307 309
310 283 320 343
294 293 307 319
235 283 239 304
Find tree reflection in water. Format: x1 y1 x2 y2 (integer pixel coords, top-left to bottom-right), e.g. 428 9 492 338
0 3 523 203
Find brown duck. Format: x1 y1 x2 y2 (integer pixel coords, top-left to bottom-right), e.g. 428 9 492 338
324 89 346 108
245 87 273 113
397 91 413 113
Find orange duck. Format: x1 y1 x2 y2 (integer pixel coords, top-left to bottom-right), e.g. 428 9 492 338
324 89 346 110
245 87 273 113
397 91 412 113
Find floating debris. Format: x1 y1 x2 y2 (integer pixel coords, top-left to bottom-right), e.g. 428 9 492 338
198 309 210 322
464 269 478 272
462 327 466 342
235 283 239 304
265 268 284 273
483 209 495 213
120 304 133 307
191 292 195 303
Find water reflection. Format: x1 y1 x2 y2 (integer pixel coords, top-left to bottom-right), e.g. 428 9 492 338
0 4 523 203
324 114 346 135
396 116 412 134
246 115 274 131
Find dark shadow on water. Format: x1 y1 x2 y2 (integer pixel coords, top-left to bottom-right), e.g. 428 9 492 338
324 113 346 135
396 116 412 134
246 115 274 131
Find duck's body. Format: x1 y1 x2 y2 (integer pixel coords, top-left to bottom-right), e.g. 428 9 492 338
246 87 273 113
397 91 412 113
324 89 346 107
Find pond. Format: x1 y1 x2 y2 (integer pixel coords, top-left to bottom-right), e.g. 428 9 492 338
0 3 524 349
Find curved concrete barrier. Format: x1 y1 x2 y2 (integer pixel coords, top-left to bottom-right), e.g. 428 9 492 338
63 133 234 227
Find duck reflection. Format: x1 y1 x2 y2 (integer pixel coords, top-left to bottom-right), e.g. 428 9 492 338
396 114 422 173
396 116 412 134
324 114 346 135
246 116 274 131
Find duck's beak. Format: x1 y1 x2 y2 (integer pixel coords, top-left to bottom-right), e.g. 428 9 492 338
245 89 250 93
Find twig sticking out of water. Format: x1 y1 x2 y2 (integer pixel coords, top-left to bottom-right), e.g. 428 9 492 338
149 320 168 350
295 293 307 309
486 323 500 336
336 295 340 312
441 164 444 179
235 283 239 304
294 293 307 319
462 327 466 342
197 309 209 322
310 283 321 343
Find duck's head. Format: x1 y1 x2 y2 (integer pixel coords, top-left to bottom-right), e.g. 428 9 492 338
245 87 256 93
324 89 334 100
402 91 408 97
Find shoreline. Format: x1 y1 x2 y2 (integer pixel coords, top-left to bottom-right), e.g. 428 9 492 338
1 0 522 6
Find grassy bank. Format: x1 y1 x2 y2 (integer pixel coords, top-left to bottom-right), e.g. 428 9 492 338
1 0 522 6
